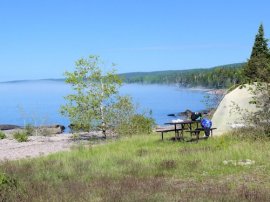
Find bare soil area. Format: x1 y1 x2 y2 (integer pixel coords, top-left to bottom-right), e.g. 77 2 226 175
0 134 74 161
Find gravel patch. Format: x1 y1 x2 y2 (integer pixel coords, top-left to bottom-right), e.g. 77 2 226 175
0 134 74 161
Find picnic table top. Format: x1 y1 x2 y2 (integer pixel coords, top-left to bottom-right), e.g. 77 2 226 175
164 120 200 125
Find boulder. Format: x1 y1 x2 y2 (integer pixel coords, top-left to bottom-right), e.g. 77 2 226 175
211 85 258 135
178 109 211 118
37 125 65 135
178 109 192 117
167 114 176 117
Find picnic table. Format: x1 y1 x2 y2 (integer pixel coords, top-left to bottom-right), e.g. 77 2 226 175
156 120 217 142
156 120 200 140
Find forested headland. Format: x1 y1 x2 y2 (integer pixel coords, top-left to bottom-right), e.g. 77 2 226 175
120 63 245 89
2 63 244 89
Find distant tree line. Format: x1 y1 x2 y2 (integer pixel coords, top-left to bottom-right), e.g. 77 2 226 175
120 63 245 89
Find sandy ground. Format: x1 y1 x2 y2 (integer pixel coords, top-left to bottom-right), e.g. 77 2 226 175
0 134 74 161
211 85 258 135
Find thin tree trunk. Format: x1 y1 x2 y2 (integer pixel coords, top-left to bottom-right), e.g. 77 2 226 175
100 79 106 138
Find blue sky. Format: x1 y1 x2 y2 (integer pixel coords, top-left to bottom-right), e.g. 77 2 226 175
0 0 270 81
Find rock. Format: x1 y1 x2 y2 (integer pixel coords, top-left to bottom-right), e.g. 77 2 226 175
0 124 22 130
231 123 246 129
167 114 176 117
178 109 193 117
223 159 255 166
37 125 65 135
211 85 258 135
178 109 211 118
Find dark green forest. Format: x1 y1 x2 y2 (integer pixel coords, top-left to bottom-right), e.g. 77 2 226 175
119 63 245 89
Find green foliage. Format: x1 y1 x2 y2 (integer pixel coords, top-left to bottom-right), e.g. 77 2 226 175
13 131 28 142
116 114 155 136
120 63 245 88
25 123 34 136
0 131 6 139
61 55 123 137
230 127 270 141
61 55 153 138
250 24 269 58
0 172 18 201
71 133 80 141
0 173 17 188
240 25 270 136
248 83 270 135
243 24 270 82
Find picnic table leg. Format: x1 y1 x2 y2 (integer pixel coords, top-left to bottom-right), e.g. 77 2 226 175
181 129 184 141
180 124 184 141
196 131 200 142
174 124 177 140
162 132 164 140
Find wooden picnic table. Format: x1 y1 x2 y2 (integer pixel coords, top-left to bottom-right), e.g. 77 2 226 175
163 120 200 140
156 119 217 142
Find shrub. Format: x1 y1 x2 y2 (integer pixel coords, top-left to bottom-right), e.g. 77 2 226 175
0 131 6 139
38 128 51 136
0 172 18 201
71 133 80 141
0 172 17 189
25 124 35 136
229 127 270 141
116 114 155 136
13 131 28 142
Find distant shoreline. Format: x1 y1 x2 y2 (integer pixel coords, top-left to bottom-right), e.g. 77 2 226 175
0 79 224 93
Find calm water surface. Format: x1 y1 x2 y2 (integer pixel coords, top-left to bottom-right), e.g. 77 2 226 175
0 81 208 128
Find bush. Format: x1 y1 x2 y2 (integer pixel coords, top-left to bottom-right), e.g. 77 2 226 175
24 124 35 136
0 172 17 189
116 114 155 136
0 172 18 201
0 131 6 139
13 131 28 142
229 127 270 141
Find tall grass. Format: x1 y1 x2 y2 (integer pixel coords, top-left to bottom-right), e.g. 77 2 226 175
1 133 270 201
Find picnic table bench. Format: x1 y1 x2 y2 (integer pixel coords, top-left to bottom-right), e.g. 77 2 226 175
185 127 217 142
155 127 184 140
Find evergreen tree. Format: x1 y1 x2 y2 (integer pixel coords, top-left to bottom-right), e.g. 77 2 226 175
243 24 270 82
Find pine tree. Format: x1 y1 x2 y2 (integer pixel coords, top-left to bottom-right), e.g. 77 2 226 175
243 24 270 82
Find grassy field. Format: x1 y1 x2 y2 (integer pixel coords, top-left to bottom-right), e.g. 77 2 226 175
1 132 270 201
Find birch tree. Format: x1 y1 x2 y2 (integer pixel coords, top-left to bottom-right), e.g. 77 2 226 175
60 55 131 138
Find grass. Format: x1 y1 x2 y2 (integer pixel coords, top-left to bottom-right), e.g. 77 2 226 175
13 131 28 142
0 131 6 139
1 132 270 201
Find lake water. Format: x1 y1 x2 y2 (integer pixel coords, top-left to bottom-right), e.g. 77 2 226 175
0 81 209 128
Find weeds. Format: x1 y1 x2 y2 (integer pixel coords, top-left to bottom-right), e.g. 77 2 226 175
24 124 34 136
13 131 28 142
0 134 270 201
0 131 6 139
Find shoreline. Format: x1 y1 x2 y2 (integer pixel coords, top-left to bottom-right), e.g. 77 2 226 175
0 131 109 161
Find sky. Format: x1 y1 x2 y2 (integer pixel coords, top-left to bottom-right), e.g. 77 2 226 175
0 0 270 82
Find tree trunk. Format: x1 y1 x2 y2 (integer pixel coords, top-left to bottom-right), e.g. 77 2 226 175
100 79 106 138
